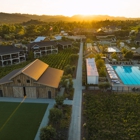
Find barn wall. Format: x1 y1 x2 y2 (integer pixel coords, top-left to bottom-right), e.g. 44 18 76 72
0 73 58 99
11 73 35 86
35 84 56 98
0 83 13 97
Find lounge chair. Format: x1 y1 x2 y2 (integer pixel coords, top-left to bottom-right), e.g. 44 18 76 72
115 81 120 84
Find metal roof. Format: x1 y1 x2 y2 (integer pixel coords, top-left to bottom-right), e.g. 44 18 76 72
37 67 64 88
22 59 49 81
0 68 22 85
34 36 46 42
86 58 99 76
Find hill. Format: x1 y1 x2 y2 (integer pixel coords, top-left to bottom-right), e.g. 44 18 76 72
0 12 140 24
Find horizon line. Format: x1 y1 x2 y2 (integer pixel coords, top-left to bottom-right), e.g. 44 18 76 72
1 11 140 19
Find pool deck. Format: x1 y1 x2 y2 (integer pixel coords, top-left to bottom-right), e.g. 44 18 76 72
106 62 140 91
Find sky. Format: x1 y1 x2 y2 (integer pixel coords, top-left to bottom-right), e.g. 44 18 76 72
1 0 140 17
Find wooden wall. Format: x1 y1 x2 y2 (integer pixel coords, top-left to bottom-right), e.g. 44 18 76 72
0 73 57 99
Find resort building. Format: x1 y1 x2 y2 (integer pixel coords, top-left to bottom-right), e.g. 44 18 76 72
0 45 26 67
27 41 58 58
66 35 86 41
107 46 121 53
57 41 72 49
94 30 116 46
86 58 99 84
0 59 63 98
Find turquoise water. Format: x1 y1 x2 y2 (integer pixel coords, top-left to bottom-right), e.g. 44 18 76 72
112 66 140 85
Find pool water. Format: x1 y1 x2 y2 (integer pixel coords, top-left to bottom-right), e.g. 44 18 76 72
112 66 140 85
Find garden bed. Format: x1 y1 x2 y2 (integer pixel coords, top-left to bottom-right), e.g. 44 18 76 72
48 105 72 140
64 88 74 100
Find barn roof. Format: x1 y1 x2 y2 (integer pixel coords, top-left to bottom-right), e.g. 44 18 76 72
22 59 49 81
0 68 22 85
37 67 64 88
10 59 49 81
0 59 63 88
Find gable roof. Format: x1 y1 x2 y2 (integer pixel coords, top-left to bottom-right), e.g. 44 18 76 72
22 59 49 81
57 41 72 46
37 67 64 88
10 59 49 81
0 68 22 85
0 45 23 55
0 59 64 88
28 41 57 47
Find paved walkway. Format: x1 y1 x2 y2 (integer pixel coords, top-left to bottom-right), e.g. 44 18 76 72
68 42 83 140
34 103 55 140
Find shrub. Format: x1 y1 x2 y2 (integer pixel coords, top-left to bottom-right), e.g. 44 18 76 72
40 125 56 140
49 108 63 124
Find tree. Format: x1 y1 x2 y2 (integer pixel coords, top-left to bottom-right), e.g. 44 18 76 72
40 125 56 140
64 65 73 75
55 95 64 107
95 54 102 61
124 51 133 60
99 45 107 54
28 51 34 60
121 47 128 54
69 54 78 63
111 52 118 60
98 83 111 92
49 108 63 124
68 78 73 90
72 47 79 53
86 38 92 43
99 67 106 77
96 59 105 70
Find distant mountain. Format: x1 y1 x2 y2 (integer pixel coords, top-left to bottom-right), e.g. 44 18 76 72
0 12 140 24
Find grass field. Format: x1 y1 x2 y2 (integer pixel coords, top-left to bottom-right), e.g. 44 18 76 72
0 102 48 140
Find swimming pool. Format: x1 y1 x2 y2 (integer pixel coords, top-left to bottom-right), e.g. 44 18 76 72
112 66 140 85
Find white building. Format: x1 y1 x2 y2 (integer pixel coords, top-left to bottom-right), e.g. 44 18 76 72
86 58 99 84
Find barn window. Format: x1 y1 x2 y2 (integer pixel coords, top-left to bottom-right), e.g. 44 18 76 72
17 79 21 83
27 80 30 83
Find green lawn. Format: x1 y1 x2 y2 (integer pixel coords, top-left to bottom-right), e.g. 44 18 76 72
0 102 48 140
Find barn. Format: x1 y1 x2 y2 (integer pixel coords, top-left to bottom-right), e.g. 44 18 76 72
86 58 99 84
0 59 64 99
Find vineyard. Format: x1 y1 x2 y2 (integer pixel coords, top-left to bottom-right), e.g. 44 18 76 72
82 92 140 140
0 48 77 79
40 48 73 70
